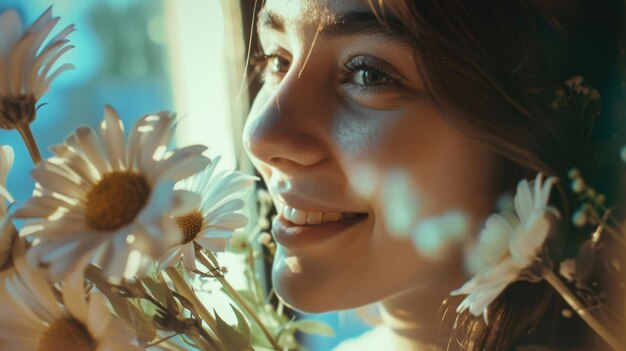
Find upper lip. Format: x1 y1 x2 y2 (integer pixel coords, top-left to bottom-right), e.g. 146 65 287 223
273 193 369 214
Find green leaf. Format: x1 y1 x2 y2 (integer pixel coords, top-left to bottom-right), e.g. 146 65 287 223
172 291 201 322
287 319 335 337
180 332 202 349
127 300 157 343
214 310 254 351
141 276 167 305
230 304 251 340
84 265 131 320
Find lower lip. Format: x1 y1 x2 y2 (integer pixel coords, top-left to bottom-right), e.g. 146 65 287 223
272 214 368 249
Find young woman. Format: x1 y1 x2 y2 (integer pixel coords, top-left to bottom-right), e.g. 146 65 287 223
242 0 625 349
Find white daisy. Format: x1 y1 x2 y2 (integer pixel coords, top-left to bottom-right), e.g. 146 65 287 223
0 145 16 271
451 173 560 323
0 7 74 130
0 245 142 351
15 105 209 281
159 156 257 269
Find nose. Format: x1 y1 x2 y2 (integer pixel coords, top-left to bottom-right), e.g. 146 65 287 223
243 73 329 169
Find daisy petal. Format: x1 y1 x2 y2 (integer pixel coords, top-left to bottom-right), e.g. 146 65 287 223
514 179 533 222
99 105 126 170
74 126 112 175
62 264 89 323
0 10 23 57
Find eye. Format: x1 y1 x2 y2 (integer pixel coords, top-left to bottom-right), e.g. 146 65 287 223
340 55 413 109
251 50 291 85
266 54 290 75
341 55 402 89
350 65 396 86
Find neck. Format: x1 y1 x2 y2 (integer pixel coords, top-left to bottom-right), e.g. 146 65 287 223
378 269 466 350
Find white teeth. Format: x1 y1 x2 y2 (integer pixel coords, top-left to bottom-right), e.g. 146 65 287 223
307 212 323 225
281 205 357 225
322 212 342 223
291 208 308 225
282 206 291 220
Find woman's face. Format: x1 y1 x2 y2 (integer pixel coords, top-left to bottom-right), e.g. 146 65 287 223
243 0 502 312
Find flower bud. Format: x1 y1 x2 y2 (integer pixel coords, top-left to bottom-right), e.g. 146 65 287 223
572 209 588 227
568 168 581 179
571 178 585 194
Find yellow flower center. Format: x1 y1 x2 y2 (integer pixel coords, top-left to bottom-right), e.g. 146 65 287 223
0 94 36 130
176 210 204 244
39 317 96 351
86 172 150 231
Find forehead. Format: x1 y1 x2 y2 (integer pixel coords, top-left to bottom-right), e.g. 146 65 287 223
258 0 410 46
259 0 374 30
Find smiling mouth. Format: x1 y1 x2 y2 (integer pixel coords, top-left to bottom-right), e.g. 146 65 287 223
279 204 367 226
272 203 369 249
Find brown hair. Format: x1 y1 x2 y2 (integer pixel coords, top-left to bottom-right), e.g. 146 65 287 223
370 0 625 349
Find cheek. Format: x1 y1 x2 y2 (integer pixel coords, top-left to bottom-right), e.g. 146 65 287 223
334 103 500 220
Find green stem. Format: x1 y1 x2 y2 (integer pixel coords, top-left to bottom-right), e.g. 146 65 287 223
544 271 622 350
591 213 625 246
247 247 265 304
197 250 282 351
146 333 180 348
157 339 188 351
16 123 42 164
165 267 220 339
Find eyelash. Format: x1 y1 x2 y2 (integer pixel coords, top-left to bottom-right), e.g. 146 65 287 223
340 56 403 94
250 50 289 83
250 50 403 94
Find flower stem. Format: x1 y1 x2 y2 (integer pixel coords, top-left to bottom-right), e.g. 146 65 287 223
146 332 180 348
165 267 220 336
590 212 625 246
544 270 622 350
16 123 42 164
197 250 282 351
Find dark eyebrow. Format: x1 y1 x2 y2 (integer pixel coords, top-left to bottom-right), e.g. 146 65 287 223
321 12 408 43
257 9 285 32
257 10 410 45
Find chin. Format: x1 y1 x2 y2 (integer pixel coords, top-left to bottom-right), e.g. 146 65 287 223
269 248 370 313
270 247 416 313
272 262 353 313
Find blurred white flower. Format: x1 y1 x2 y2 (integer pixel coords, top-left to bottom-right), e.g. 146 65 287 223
452 173 559 323
0 246 141 351
15 105 209 281
0 7 74 130
348 165 421 236
0 145 16 270
411 211 469 261
348 163 378 198
382 169 421 235
159 156 257 269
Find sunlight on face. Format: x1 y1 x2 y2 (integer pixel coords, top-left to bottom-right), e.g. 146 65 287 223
243 0 502 312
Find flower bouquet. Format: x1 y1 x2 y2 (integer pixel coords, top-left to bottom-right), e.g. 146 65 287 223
0 7 331 351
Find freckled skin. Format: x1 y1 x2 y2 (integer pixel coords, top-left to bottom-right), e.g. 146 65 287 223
243 0 503 314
